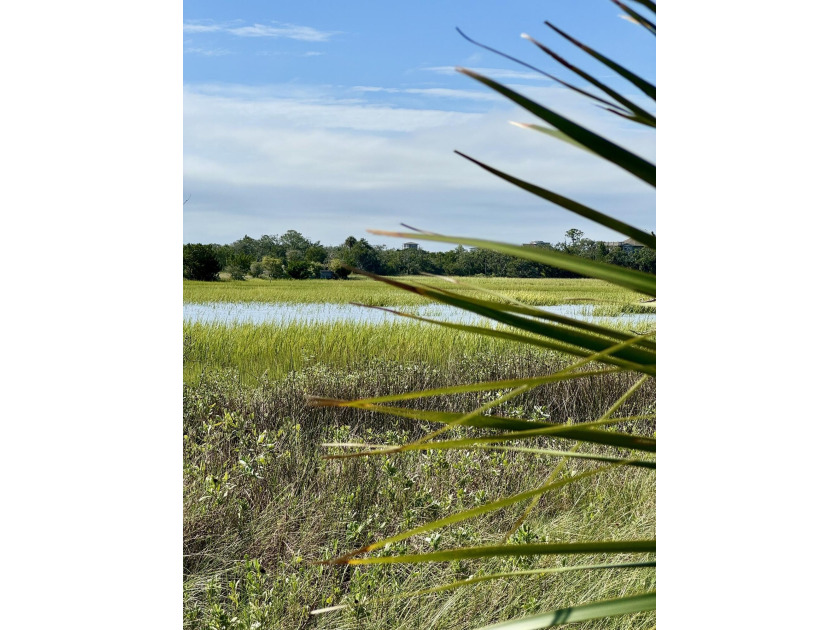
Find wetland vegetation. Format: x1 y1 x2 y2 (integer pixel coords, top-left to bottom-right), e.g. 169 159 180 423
184 276 653 307
184 278 655 628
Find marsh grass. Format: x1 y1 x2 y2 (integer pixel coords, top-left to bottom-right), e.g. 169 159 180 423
184 276 651 307
184 318 653 387
183 366 655 629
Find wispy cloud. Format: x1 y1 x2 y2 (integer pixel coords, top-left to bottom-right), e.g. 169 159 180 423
185 47 232 57
183 20 336 42
228 23 334 41
183 22 224 34
423 66 550 82
256 50 325 58
352 86 501 102
183 82 655 246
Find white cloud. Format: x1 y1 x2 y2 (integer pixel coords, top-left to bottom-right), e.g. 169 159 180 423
183 21 335 42
256 50 325 58
352 86 501 102
183 22 223 34
227 23 335 41
184 47 232 57
183 82 655 246
423 66 550 82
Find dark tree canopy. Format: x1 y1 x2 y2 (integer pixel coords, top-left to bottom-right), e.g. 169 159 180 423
184 229 654 280
183 244 222 281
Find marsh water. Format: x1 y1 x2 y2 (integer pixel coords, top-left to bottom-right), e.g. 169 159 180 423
183 302 656 327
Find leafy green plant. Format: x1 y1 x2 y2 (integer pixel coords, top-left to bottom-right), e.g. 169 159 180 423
313 2 655 627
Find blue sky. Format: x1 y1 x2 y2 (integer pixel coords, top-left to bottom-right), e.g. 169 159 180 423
184 0 655 249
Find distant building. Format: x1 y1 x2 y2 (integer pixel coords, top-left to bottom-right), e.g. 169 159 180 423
319 269 336 279
403 242 419 250
603 238 645 252
524 240 551 247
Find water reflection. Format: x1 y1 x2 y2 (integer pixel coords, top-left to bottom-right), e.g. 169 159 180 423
183 302 655 327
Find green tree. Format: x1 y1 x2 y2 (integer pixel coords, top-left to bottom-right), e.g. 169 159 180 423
261 256 285 279
348 238 383 273
565 228 584 247
279 230 312 254
230 235 260 259
183 244 222 281
225 252 253 280
304 244 328 263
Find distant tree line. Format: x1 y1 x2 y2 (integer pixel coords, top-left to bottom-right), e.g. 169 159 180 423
183 229 655 281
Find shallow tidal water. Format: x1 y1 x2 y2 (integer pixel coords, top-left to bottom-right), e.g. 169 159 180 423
183 302 656 328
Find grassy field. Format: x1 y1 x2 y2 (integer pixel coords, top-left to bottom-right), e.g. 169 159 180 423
184 316 653 387
183 280 656 628
184 365 655 629
184 276 652 307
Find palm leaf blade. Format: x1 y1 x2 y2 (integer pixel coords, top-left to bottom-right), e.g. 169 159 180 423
543 22 656 99
478 592 656 629
456 151 656 248
457 68 655 186
368 231 656 296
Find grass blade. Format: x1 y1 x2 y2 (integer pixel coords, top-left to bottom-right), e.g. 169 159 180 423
418 275 655 351
502 374 650 539
401 279 656 348
309 366 625 407
510 122 598 155
474 445 655 469
322 466 613 563
544 23 655 100
456 151 656 248
368 231 656 296
409 562 654 599
310 562 655 614
321 403 656 456
348 303 654 372
457 68 655 186
478 592 656 629
455 27 635 118
522 33 655 125
340 274 656 370
627 0 656 13
342 540 655 565
364 424 656 454
370 285 657 364
612 0 656 35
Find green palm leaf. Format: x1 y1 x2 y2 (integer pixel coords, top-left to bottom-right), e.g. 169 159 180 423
612 0 656 35
455 151 656 248
456 68 655 186
521 33 655 125
313 5 655 626
478 592 656 629
368 231 656 296
338 540 655 566
544 22 656 99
